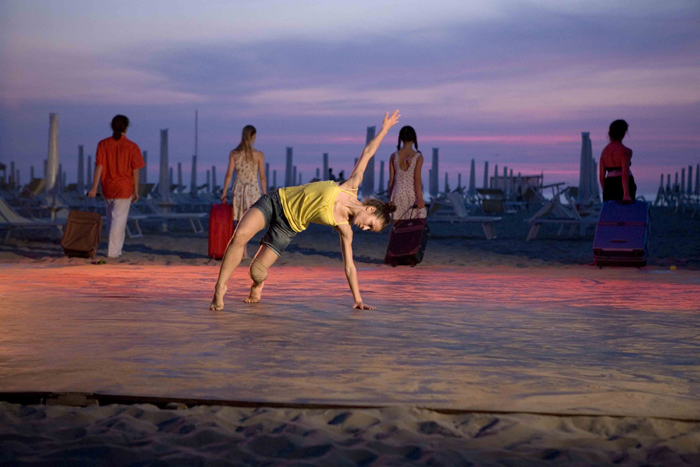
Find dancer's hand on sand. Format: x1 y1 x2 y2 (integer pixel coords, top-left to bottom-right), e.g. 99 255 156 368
382 110 400 132
87 189 97 198
132 191 139 203
353 301 376 310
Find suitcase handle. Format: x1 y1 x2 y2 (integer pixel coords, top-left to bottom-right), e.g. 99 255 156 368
398 205 427 220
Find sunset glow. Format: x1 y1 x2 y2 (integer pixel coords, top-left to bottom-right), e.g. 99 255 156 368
1 1 698 194
1 264 699 418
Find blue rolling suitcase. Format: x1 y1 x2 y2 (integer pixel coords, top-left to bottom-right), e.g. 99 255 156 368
593 201 650 267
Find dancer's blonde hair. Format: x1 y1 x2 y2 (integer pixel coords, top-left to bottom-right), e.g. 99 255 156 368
235 125 257 162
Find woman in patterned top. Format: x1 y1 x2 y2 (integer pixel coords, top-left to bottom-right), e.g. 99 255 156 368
221 125 267 259
388 125 425 219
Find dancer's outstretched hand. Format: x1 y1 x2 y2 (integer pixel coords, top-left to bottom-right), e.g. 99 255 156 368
382 110 400 131
353 301 376 310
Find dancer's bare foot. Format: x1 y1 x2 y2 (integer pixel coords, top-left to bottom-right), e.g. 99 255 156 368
243 281 264 303
210 284 227 310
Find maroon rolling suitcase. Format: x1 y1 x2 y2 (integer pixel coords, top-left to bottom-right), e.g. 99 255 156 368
385 217 429 267
61 210 102 258
208 203 234 260
593 200 650 267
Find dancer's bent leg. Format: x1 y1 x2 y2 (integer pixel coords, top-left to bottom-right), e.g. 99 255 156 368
243 245 279 303
210 207 266 310
234 220 250 260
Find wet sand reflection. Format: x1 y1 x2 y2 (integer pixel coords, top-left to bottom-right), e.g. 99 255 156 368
0 265 698 418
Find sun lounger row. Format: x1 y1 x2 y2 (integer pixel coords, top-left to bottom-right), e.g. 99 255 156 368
0 198 65 244
526 187 599 241
428 192 502 240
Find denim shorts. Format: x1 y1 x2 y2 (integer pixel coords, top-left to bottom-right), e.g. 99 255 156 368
250 190 297 256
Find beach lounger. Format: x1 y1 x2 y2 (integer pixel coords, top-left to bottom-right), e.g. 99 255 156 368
477 188 507 214
525 188 598 241
138 183 155 200
0 198 65 244
100 211 147 239
20 178 46 198
428 192 501 240
141 199 206 234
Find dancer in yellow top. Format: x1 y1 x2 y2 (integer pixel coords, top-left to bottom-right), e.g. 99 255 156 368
210 110 400 311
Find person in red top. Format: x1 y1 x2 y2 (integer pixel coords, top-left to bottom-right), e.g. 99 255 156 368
599 119 636 202
88 115 145 258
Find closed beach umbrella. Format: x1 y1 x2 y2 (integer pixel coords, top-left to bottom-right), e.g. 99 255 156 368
578 132 592 204
468 159 476 196
362 126 376 196
285 147 293 187
592 159 600 200
45 113 59 193
77 145 84 192
158 129 169 199
190 155 197 194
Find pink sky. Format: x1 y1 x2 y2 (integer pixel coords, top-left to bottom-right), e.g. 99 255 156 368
1 0 698 195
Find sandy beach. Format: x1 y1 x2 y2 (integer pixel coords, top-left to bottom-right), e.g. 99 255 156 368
1 206 699 465
1 207 698 269
4 0 699 462
2 402 699 466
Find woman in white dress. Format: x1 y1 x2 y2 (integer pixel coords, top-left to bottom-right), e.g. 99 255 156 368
388 126 426 220
221 125 267 259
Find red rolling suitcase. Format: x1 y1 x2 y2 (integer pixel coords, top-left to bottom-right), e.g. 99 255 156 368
61 210 102 258
593 200 651 267
208 203 234 260
385 217 429 267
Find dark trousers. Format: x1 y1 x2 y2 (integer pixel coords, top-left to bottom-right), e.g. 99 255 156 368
603 175 637 201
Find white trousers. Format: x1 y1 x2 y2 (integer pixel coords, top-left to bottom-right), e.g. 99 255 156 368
105 198 131 258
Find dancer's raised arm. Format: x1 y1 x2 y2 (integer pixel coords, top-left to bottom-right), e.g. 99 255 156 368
340 110 400 192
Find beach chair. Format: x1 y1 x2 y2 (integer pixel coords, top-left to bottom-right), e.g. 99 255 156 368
99 208 147 239
138 183 155 200
20 178 46 198
476 188 510 214
563 188 601 220
35 194 72 221
50 192 146 239
525 187 598 241
0 198 65 244
140 199 206 234
428 192 501 240
690 194 700 218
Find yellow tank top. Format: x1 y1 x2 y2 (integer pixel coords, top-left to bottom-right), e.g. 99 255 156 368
278 181 357 232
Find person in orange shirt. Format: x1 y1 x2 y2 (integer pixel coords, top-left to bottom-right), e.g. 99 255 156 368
88 115 145 258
